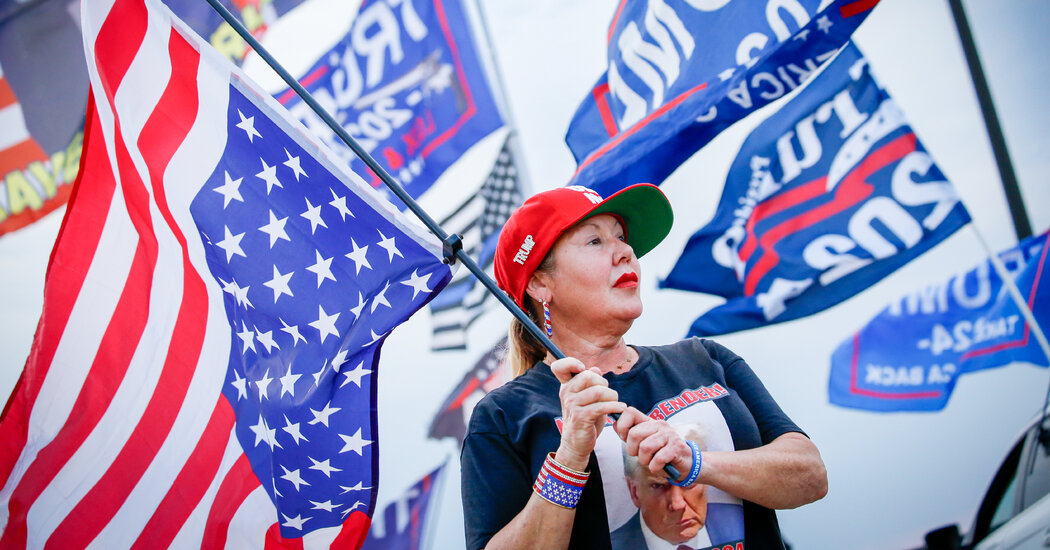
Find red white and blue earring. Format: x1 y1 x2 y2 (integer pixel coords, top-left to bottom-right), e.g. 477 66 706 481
542 300 552 338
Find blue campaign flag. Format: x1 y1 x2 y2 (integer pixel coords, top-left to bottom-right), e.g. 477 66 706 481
281 0 503 200
829 232 1050 412
661 43 971 336
565 0 879 197
361 463 446 550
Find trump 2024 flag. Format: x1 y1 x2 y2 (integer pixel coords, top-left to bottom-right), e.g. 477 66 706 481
661 43 970 336
565 0 879 197
0 0 452 548
280 0 503 200
829 231 1050 412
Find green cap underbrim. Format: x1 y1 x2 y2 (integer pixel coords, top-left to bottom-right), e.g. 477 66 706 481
580 183 673 259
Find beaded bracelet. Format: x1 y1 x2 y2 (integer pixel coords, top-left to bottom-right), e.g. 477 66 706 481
667 440 702 487
532 452 589 509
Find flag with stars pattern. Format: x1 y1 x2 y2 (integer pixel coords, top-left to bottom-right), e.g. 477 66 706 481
427 138 523 350
0 0 452 548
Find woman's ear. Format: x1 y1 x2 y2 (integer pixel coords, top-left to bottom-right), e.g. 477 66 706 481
525 271 551 305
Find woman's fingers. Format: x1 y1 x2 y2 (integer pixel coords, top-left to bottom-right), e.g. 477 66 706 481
621 418 695 477
550 357 587 384
612 407 648 441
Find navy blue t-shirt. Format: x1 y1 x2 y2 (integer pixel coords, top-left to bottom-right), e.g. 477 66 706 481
461 338 805 550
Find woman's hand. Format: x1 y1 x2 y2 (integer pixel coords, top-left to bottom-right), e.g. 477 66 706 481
614 407 695 482
549 357 625 471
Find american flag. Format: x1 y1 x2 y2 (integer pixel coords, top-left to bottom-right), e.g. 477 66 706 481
427 337 507 445
360 462 446 550
0 0 452 547
427 139 523 351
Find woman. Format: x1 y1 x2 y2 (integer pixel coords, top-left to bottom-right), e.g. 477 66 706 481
461 184 827 550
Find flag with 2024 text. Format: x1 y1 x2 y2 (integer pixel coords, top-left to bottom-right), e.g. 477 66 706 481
661 42 971 336
280 0 502 200
0 0 452 548
565 0 880 197
829 231 1050 412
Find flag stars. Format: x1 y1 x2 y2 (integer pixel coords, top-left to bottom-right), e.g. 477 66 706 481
221 278 253 308
793 28 810 41
282 414 308 445
279 364 301 398
338 428 373 456
280 465 310 491
235 109 262 142
281 513 310 531
377 230 403 262
256 329 280 354
309 402 341 427
342 501 365 517
341 362 373 389
340 482 372 494
364 329 385 347
259 210 290 248
330 188 354 221
231 370 248 400
309 305 340 343
345 239 371 274
250 414 280 450
214 171 244 208
256 158 283 194
349 292 366 319
308 457 342 478
311 363 328 386
264 265 294 302
255 368 274 400
370 282 392 313
309 500 341 513
401 269 433 300
301 197 327 234
279 318 306 346
330 349 350 372
817 15 833 33
216 226 246 262
237 321 256 353
306 250 336 287
284 148 307 181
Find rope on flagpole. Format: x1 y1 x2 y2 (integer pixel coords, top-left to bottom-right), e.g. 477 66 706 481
203 0 682 482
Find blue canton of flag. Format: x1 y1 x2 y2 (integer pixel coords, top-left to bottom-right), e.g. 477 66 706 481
191 78 453 538
565 0 880 196
661 43 971 337
829 231 1050 412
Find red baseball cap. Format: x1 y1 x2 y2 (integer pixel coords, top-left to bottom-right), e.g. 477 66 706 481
494 184 673 309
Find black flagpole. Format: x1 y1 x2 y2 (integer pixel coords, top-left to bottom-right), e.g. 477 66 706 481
947 0 1032 241
204 0 681 481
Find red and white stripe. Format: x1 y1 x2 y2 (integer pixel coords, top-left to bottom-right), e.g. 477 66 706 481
0 0 366 547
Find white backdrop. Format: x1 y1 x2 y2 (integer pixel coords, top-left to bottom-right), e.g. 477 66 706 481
1 1 1048 548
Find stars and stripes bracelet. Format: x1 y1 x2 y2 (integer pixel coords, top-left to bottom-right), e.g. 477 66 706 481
532 453 589 509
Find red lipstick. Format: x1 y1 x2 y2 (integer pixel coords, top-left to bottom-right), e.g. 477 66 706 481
614 272 638 288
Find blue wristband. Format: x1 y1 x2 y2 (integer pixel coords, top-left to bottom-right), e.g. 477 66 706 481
667 440 702 487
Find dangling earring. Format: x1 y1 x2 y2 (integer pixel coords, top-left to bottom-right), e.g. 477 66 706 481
542 301 553 338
